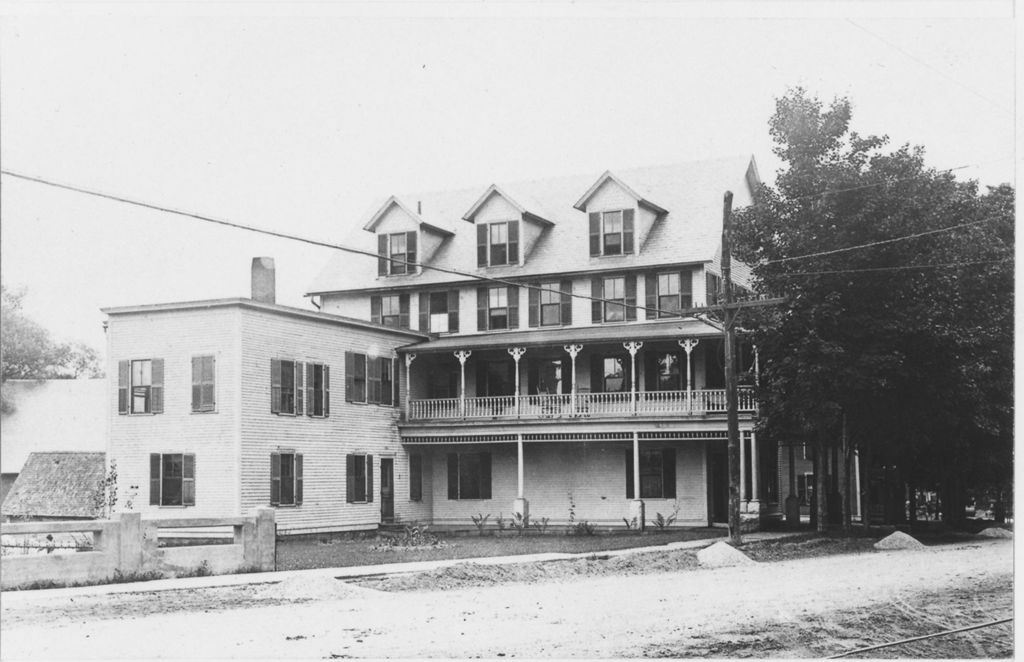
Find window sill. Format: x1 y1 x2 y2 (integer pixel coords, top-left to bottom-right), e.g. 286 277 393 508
273 504 301 508
124 412 158 416
157 505 193 509
191 410 218 415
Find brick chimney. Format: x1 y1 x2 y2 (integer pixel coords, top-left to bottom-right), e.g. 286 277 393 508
251 257 276 304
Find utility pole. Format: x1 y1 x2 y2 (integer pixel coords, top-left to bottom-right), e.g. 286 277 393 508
721 191 742 545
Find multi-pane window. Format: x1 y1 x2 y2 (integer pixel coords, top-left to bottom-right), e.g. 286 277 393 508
308 362 329 417
476 221 519 267
540 283 561 326
591 274 636 324
346 454 373 502
149 453 195 506
191 355 216 412
489 287 509 330
271 359 303 415
528 280 572 328
421 290 459 333
345 352 398 406
658 273 681 315
648 271 693 318
589 209 635 256
447 452 492 500
625 448 676 499
603 277 626 322
377 231 417 276
528 358 566 394
371 293 410 329
271 451 303 506
118 358 164 415
602 357 628 392
477 285 519 331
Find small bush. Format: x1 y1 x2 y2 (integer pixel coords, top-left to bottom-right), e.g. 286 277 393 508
622 517 639 530
650 501 681 531
471 513 490 535
510 512 531 536
374 524 449 550
570 521 597 536
531 517 550 534
495 513 506 531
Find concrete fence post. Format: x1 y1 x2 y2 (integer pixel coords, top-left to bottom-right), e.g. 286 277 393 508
118 512 143 575
253 507 276 571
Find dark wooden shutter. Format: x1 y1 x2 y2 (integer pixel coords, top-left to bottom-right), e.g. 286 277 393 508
378 234 389 276
271 358 282 413
391 358 399 408
410 454 422 501
480 452 492 499
398 294 410 329
418 293 429 332
528 284 540 328
625 448 634 499
589 212 601 256
150 359 164 414
370 295 382 324
447 453 459 499
477 224 488 267
625 274 637 321
507 285 519 329
367 356 382 404
182 454 196 506
305 363 314 417
191 356 201 412
645 272 658 318
344 352 354 402
623 209 635 254
662 448 676 499
270 452 281 505
381 358 393 406
294 362 304 416
680 269 692 308
560 357 571 394
406 232 417 271
447 290 460 332
295 454 303 505
354 354 367 403
477 287 487 331
590 355 604 393
559 279 573 325
324 365 330 417
366 455 374 503
346 454 356 503
149 453 161 505
118 361 129 414
508 220 519 264
591 277 603 323
644 351 657 392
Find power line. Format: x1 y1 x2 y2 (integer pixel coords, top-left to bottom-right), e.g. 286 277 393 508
774 257 1011 277
0 169 698 321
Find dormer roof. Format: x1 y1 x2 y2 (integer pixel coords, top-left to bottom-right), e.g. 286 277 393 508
572 170 668 215
461 184 556 226
362 195 455 237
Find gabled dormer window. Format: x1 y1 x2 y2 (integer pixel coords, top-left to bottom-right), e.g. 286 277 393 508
378 231 417 276
589 209 635 257
477 221 519 267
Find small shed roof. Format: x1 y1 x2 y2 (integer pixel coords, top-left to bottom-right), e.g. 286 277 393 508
1 452 106 519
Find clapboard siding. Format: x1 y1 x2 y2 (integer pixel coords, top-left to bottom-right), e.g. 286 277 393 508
237 307 429 533
107 308 242 520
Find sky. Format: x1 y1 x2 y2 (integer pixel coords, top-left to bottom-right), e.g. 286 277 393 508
0 2 1015 356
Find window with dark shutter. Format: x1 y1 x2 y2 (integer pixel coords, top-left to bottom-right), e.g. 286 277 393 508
447 290 460 333
271 452 281 505
306 362 328 417
625 448 634 499
295 454 304 505
118 361 129 414
528 285 540 328
399 293 410 329
410 454 422 501
271 358 282 413
560 279 573 325
622 209 635 254
378 234 389 276
346 454 356 502
366 455 374 503
150 453 196 507
192 356 216 412
406 231 417 271
129 359 154 414
392 358 400 408
370 295 382 324
150 453 161 505
150 359 164 414
182 454 196 506
624 274 637 321
293 361 304 416
272 359 297 414
367 356 382 404
476 288 487 331
507 221 519 264
380 358 393 406
591 277 603 322
507 286 519 329
477 224 488 267
346 353 366 403
589 212 601 256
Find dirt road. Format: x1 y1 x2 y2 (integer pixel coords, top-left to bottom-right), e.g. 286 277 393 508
0 538 1012 658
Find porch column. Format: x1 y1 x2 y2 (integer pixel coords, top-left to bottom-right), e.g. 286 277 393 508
753 345 760 387
678 339 699 414
454 350 471 417
404 353 417 420
629 430 645 529
513 433 528 519
750 430 759 505
624 341 643 414
564 344 583 416
740 431 747 501
508 347 527 417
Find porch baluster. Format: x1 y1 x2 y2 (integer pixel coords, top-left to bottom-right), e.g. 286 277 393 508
623 342 643 415
454 350 472 418
563 344 583 416
508 347 527 418
678 339 699 415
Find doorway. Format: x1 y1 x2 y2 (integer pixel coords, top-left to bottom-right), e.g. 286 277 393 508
380 458 394 523
707 443 729 525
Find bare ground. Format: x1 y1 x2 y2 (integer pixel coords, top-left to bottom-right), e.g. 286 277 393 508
0 537 1012 659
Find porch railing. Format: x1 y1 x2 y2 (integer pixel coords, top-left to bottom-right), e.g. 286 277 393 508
407 388 756 421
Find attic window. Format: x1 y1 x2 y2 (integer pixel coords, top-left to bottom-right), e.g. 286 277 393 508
378 231 418 276
589 209 635 257
477 221 519 267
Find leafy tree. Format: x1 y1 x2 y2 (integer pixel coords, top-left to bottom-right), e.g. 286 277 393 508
732 88 1013 528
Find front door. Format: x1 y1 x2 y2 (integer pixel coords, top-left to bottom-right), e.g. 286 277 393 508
708 444 729 525
380 458 394 523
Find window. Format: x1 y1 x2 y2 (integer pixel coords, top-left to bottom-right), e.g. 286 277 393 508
346 353 398 405
346 454 374 502
371 293 410 329
625 448 676 499
590 275 637 323
191 356 216 412
476 221 519 267
149 453 195 506
377 231 418 276
447 452 492 500
797 472 814 506
306 362 330 417
476 285 519 331
419 290 460 333
271 451 303 506
409 454 423 502
589 209 635 256
602 357 628 392
118 359 164 415
528 280 572 328
527 358 568 394
644 352 683 391
476 360 514 397
646 271 693 318
271 359 304 414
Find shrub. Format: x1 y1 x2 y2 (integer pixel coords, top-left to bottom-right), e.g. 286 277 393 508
650 501 681 531
571 521 597 536
495 513 506 531
531 517 550 534
622 517 639 530
470 513 490 535
510 512 530 536
373 524 449 550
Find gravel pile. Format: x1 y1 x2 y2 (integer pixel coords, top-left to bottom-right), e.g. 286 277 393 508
976 527 1013 539
873 531 926 550
697 541 755 568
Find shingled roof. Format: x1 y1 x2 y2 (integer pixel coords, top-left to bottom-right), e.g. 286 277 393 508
1 452 106 519
307 155 759 295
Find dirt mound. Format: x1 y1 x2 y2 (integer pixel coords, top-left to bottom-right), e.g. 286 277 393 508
874 531 926 550
697 541 755 568
976 527 1013 539
272 573 375 600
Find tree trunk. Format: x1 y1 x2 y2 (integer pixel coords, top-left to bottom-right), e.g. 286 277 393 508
815 438 828 533
840 417 851 532
809 444 818 530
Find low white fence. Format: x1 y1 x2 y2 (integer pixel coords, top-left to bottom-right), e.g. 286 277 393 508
0 508 275 590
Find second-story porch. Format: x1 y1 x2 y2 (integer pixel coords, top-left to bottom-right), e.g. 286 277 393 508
399 319 758 424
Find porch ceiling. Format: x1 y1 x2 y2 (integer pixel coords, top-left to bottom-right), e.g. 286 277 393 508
397 318 723 354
